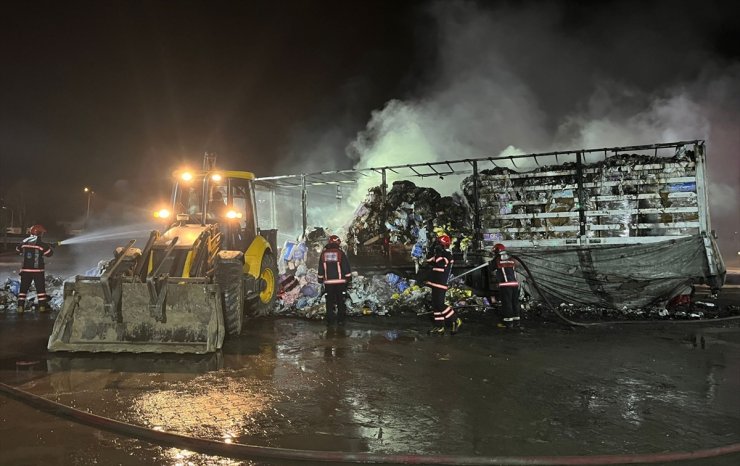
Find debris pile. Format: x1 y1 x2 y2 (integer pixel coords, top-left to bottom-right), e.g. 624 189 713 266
1 274 66 312
279 227 330 274
274 264 438 319
524 298 737 322
347 180 472 258
1 268 735 323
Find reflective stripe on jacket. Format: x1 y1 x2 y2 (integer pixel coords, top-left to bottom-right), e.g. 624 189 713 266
494 254 518 287
425 244 453 290
317 243 352 285
16 235 54 272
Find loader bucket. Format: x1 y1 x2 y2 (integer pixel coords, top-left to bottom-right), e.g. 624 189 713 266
47 278 225 354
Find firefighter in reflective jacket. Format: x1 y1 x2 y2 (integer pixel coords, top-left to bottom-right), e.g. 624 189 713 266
492 243 521 328
425 234 462 335
16 224 54 313
318 235 352 326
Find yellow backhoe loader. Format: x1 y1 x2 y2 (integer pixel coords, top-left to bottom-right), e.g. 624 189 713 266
48 154 278 354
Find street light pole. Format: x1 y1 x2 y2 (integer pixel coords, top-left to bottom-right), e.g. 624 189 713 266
83 187 94 227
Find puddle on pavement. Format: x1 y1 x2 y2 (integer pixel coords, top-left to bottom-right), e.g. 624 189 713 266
3 317 740 464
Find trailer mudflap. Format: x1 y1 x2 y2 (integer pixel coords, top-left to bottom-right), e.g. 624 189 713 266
47 279 225 354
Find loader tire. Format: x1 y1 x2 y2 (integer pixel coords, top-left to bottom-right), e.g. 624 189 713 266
215 258 245 335
251 252 278 317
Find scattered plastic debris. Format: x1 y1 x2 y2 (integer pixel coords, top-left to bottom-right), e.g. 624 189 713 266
1 274 68 312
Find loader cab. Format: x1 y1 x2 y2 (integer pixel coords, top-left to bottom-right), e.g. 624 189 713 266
172 170 258 251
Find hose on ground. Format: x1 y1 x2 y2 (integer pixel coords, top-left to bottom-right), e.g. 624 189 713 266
1 381 740 465
509 253 740 328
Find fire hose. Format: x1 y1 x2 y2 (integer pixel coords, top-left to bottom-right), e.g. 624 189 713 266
1 380 740 465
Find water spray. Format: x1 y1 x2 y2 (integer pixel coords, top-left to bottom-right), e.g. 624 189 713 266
56 224 158 246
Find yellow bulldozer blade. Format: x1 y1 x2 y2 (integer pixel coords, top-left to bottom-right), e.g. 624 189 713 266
47 279 225 354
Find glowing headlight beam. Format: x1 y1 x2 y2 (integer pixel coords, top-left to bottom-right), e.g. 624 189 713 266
154 209 171 219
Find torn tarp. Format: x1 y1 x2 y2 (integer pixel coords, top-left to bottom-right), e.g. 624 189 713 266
514 235 721 309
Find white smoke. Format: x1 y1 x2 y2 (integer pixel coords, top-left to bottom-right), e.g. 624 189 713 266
275 2 739 261
340 1 740 262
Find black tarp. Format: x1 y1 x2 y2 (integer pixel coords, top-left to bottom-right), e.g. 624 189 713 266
514 236 716 309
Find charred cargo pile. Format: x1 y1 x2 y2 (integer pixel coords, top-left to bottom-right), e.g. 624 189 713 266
347 180 471 257
273 180 474 318
461 148 698 241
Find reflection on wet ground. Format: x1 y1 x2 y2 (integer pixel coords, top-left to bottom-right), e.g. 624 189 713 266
2 314 740 465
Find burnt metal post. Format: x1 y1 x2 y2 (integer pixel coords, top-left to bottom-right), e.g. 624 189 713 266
301 174 307 239
472 160 482 249
380 168 387 205
380 168 390 264
270 189 277 229
693 141 710 236
575 151 587 238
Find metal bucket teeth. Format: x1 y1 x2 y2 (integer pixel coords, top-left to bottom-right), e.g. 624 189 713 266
48 280 225 354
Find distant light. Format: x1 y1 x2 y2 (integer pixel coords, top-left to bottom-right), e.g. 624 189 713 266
83 187 90 193
181 172 193 182
211 173 223 182
226 210 242 219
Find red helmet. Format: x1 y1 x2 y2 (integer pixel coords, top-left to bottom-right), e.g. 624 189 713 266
328 235 341 245
30 224 47 236
437 234 451 248
493 243 506 252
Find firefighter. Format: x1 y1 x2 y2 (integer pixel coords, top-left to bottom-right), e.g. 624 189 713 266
317 235 352 326
16 224 54 313
425 233 462 335
492 243 521 328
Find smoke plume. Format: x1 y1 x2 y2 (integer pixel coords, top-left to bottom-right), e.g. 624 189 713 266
340 1 740 262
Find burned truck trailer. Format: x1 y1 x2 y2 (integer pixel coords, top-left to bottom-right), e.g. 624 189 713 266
255 140 725 310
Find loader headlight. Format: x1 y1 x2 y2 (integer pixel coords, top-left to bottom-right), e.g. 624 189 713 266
180 172 193 182
225 210 242 219
211 173 223 182
154 208 171 219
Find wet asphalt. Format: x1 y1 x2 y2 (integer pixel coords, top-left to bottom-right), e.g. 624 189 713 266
1 307 740 466
1 248 740 465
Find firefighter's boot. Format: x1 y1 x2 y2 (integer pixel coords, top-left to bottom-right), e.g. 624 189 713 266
17 302 25 314
451 317 463 335
39 303 49 313
428 325 446 336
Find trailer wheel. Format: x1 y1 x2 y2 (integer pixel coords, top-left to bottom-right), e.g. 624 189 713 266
252 252 278 316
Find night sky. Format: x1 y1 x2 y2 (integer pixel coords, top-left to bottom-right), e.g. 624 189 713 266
1 0 739 258
1 0 429 220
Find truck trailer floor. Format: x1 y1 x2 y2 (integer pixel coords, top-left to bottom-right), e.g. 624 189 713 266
2 303 740 466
